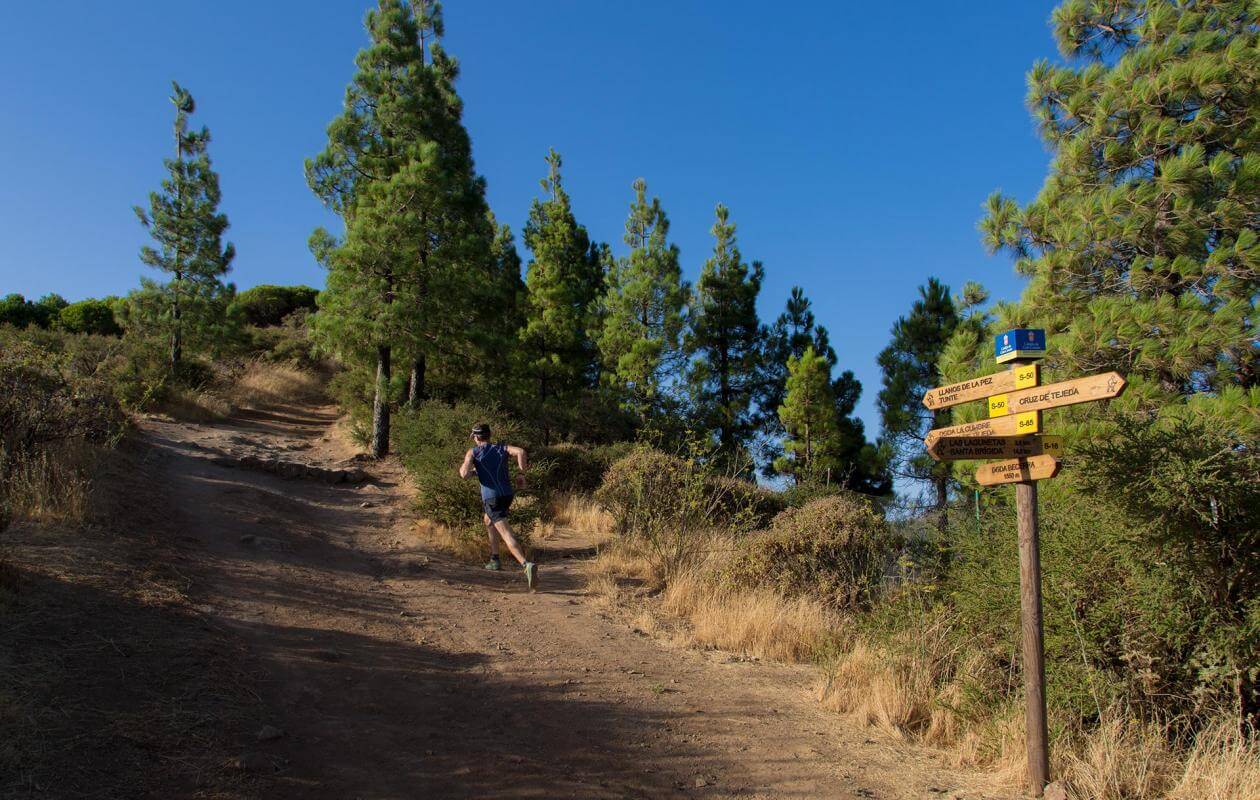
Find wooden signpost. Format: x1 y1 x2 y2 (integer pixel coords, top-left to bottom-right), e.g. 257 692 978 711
974 453 1060 485
923 412 1040 445
986 372 1126 417
920 331 1125 798
927 435 1062 462
922 363 1039 410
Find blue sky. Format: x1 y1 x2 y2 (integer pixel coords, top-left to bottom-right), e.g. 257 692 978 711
0 0 1060 438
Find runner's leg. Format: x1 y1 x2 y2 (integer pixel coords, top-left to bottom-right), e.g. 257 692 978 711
492 520 528 566
484 513 500 557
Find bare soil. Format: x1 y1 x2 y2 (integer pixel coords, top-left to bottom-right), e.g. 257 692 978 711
2 400 1016 799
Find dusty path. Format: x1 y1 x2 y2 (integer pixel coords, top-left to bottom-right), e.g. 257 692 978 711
135 401 1012 800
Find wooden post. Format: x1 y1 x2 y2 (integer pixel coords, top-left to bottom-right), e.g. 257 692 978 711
1017 479 1050 793
1013 360 1050 795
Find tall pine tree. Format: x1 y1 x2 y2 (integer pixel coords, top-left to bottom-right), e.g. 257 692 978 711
518 149 604 442
597 178 689 423
133 82 235 371
972 0 1259 724
876 278 970 527
685 204 764 455
306 0 492 456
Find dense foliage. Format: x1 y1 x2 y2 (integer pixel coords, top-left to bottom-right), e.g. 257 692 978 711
722 494 897 610
233 285 318 327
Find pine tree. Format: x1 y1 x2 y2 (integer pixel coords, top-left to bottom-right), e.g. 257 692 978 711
876 278 967 528
467 211 525 394
597 178 689 423
774 347 842 483
981 1 1257 401
970 0 1259 726
133 82 235 371
518 149 605 442
759 286 836 424
685 204 764 455
306 0 492 456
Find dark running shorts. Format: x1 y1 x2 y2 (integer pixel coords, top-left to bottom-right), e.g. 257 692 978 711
482 495 513 523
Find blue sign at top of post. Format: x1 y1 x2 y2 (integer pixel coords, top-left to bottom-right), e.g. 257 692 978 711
994 328 1046 363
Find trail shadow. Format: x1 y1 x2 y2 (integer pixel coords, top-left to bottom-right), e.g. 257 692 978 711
0 564 264 799
226 619 721 800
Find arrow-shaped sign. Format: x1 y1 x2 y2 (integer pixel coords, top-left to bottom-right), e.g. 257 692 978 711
928 435 1063 462
975 454 1060 486
922 365 1038 410
924 413 1041 446
987 372 1126 417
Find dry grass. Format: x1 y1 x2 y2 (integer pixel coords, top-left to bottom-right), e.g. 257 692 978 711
587 524 1259 799
413 518 487 562
661 569 845 662
549 493 615 536
819 631 1260 799
533 493 615 544
1 443 100 526
1168 719 1260 800
585 535 843 663
229 360 325 409
158 386 233 422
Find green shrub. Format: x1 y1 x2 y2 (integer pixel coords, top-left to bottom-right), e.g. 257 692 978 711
233 285 318 327
245 309 323 369
594 444 776 577
0 333 126 528
709 474 785 530
58 300 121 336
722 494 899 610
532 441 634 496
0 293 68 330
394 400 538 540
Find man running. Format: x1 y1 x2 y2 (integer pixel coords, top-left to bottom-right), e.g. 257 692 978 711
458 423 537 590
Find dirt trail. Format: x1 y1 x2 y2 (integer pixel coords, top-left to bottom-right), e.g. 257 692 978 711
131 400 1012 800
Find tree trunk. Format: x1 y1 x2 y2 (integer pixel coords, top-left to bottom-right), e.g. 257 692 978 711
407 355 425 407
169 274 182 372
370 344 391 459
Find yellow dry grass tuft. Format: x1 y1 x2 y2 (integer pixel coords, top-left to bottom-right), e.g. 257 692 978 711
413 518 485 562
158 386 233 422
586 536 842 663
1168 719 1260 800
662 569 844 662
229 361 325 409
1 443 98 526
534 493 614 544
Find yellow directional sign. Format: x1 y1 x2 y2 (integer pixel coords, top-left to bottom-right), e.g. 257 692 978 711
987 372 1126 416
922 365 1039 410
975 455 1060 486
924 412 1040 446
927 435 1063 462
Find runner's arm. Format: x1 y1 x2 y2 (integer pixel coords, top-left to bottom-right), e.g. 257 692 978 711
458 448 475 479
506 445 528 488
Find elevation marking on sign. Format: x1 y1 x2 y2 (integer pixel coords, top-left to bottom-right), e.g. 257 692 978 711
974 454 1060 486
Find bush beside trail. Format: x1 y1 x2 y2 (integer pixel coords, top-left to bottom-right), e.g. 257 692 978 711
0 332 127 529
722 494 898 611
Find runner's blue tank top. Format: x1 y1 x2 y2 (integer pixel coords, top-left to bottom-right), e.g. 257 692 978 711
472 443 513 500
